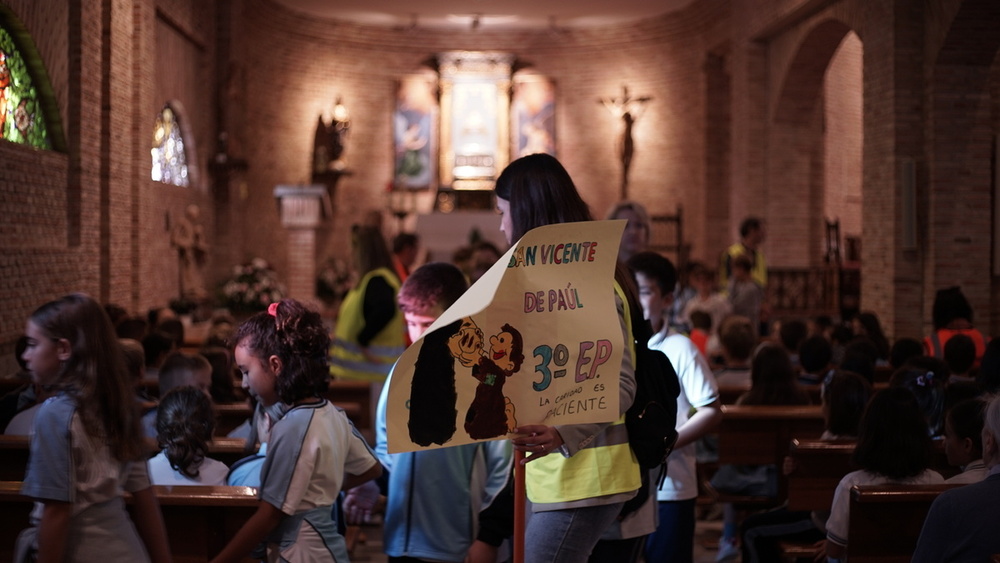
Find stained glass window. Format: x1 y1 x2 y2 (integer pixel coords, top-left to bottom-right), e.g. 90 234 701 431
0 26 51 149
151 105 190 187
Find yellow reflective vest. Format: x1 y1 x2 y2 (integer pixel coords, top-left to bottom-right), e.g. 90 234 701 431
525 283 641 504
330 268 405 382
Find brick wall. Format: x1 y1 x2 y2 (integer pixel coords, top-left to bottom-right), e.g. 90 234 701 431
0 0 998 376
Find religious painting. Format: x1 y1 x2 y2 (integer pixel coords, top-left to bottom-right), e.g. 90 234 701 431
511 73 556 158
438 51 513 189
393 73 438 189
450 80 500 180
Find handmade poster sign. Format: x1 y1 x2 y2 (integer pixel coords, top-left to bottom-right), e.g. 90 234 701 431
387 219 626 453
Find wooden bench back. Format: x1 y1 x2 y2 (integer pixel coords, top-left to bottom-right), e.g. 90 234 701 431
786 439 856 511
0 481 259 563
0 435 253 482
717 405 826 466
706 404 825 505
847 483 961 562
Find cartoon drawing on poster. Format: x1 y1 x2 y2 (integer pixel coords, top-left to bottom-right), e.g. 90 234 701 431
389 220 627 454
407 318 461 447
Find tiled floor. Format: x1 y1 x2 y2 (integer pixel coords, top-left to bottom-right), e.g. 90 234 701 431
349 510 735 562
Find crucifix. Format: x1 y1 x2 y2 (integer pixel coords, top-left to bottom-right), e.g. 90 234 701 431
599 85 652 200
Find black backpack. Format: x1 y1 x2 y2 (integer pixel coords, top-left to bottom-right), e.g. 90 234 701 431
619 288 681 516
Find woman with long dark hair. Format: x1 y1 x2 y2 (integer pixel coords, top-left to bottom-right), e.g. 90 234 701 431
495 153 648 562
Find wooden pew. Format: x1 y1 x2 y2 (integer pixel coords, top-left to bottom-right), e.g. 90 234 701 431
0 435 255 482
0 481 259 563
213 400 364 437
718 384 822 406
786 438 959 514
786 439 856 512
847 483 962 562
706 405 826 506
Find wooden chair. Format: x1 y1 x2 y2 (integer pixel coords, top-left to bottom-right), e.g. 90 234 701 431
847 483 962 562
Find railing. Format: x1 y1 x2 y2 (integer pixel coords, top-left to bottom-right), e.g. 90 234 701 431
767 265 859 318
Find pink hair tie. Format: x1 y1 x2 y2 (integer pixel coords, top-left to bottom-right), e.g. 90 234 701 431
268 302 280 317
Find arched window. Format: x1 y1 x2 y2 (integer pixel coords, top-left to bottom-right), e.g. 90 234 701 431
151 104 190 187
0 25 51 149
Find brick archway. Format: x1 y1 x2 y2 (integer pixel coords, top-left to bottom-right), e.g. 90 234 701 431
767 19 859 270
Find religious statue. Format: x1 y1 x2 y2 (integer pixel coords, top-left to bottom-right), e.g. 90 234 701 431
600 85 651 200
171 204 208 301
313 97 351 174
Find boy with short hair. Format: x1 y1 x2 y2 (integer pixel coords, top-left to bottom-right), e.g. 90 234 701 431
142 351 213 438
366 262 512 562
627 251 723 563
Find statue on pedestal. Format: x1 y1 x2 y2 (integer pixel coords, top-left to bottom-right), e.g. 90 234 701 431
171 204 208 301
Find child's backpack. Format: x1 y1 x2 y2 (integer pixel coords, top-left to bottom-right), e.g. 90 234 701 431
616 283 681 516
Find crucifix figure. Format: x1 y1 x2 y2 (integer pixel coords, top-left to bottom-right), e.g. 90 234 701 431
599 85 652 200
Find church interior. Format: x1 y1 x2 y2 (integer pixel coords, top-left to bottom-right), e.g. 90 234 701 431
1 0 998 370
2 0 1000 561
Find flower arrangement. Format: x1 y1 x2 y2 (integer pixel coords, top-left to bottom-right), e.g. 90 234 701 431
218 257 287 313
316 256 354 306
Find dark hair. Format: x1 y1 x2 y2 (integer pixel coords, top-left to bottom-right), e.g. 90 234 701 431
494 153 643 344
352 224 394 276
159 351 211 396
840 337 878 384
719 315 756 361
689 310 712 331
119 338 145 381
799 335 833 374
944 334 976 375
494 153 592 243
201 346 239 403
901 355 951 385
156 386 215 479
779 319 808 355
398 262 469 316
853 387 933 479
741 344 811 406
739 217 762 238
156 318 185 348
976 339 1000 393
104 303 129 327
142 330 176 368
810 315 833 334
822 370 873 438
392 232 419 254
500 323 526 373
890 365 947 436
890 337 924 370
626 251 677 295
947 398 986 459
932 286 974 330
854 312 889 360
29 293 144 462
116 316 150 341
830 324 855 346
233 299 331 404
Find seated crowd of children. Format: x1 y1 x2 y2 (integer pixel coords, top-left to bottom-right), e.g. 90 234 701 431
2 257 998 562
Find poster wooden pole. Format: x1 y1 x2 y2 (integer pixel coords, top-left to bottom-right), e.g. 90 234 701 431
514 449 526 563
